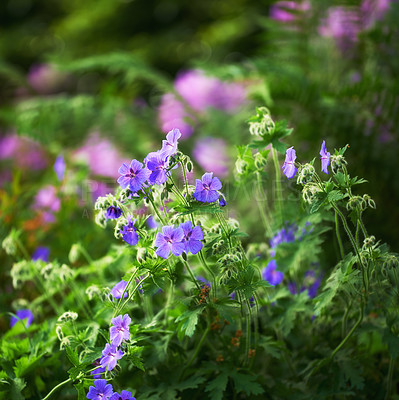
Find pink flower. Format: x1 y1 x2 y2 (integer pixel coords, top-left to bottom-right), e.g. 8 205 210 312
73 133 129 179
27 64 67 94
33 185 60 213
270 1 311 23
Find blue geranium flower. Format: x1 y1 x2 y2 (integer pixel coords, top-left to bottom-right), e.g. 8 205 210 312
262 260 284 286
154 225 185 259
86 379 113 400
282 146 297 179
179 221 204 254
319 140 331 175
118 159 150 192
10 309 34 328
193 172 222 203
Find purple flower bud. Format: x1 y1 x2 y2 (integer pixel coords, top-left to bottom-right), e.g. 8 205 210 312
282 147 297 179
319 140 331 175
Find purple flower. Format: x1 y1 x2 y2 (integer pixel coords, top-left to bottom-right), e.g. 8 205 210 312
105 206 122 220
319 140 331 175
270 1 310 23
193 137 230 178
361 0 392 29
73 133 129 179
179 221 204 255
90 359 106 379
282 147 297 179
32 247 50 262
288 282 298 295
100 343 124 371
109 391 136 400
301 270 322 299
158 93 195 139
33 185 60 213
110 280 129 299
319 6 361 53
110 314 131 347
154 225 185 259
120 217 139 246
54 155 65 181
262 260 284 286
193 172 222 203
219 198 227 207
10 309 34 328
117 159 150 192
197 276 211 288
86 379 114 400
146 215 158 229
146 151 170 185
27 63 66 94
160 128 181 157
270 224 297 256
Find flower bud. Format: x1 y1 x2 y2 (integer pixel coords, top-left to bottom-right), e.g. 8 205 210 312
297 164 315 185
363 194 376 209
249 107 275 137
363 236 376 249
69 244 81 264
254 152 267 169
302 183 321 204
235 159 248 175
95 211 107 228
57 311 78 324
346 196 366 211
330 155 347 174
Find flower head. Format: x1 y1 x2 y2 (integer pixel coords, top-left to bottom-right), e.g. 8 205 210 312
319 140 331 175
146 151 170 185
179 221 204 255
262 260 284 286
301 270 322 298
117 159 150 193
282 147 297 179
160 128 182 157
120 217 139 246
86 379 113 400
193 172 222 203
10 309 34 328
110 314 131 347
105 206 122 220
109 391 136 400
154 225 185 259
32 246 50 262
110 280 129 300
100 343 124 371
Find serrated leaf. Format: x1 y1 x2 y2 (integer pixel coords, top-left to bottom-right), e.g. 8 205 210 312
65 346 80 367
231 370 264 395
327 190 345 202
205 372 229 400
175 307 204 340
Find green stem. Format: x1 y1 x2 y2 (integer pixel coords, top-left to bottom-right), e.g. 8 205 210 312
272 147 283 226
185 325 210 370
341 298 352 338
118 274 149 316
182 258 201 290
78 244 93 264
41 378 72 400
335 210 345 260
385 357 395 400
145 188 166 225
256 172 273 237
245 300 252 366
112 268 138 320
331 303 364 359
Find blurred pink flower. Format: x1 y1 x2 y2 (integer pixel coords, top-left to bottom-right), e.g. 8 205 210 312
270 1 311 23
361 0 392 29
0 133 47 170
33 185 60 213
73 133 129 179
27 63 67 94
158 70 247 139
319 6 361 52
193 137 230 178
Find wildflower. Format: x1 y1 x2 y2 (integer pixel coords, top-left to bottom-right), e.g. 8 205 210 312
297 163 315 184
160 128 181 157
32 246 50 262
319 141 331 175
282 147 297 179
10 309 34 328
262 260 284 286
109 391 136 400
146 215 158 229
105 206 122 220
179 221 204 255
117 159 150 192
154 225 185 259
90 359 106 379
110 314 131 347
120 217 139 246
86 379 113 400
302 270 322 298
146 151 170 185
270 1 310 23
270 225 296 256
100 343 124 371
33 185 61 213
193 172 222 203
219 198 227 207
110 280 129 299
54 155 65 181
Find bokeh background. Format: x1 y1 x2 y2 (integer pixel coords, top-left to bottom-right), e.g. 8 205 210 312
1 0 398 319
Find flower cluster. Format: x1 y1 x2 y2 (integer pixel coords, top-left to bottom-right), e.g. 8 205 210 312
288 268 322 299
86 379 136 400
154 221 204 259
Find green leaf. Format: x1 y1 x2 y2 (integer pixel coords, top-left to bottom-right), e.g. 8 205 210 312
258 336 284 359
65 346 80 367
175 307 204 340
205 372 229 400
327 190 345 202
231 370 264 396
14 355 42 378
9 378 26 400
